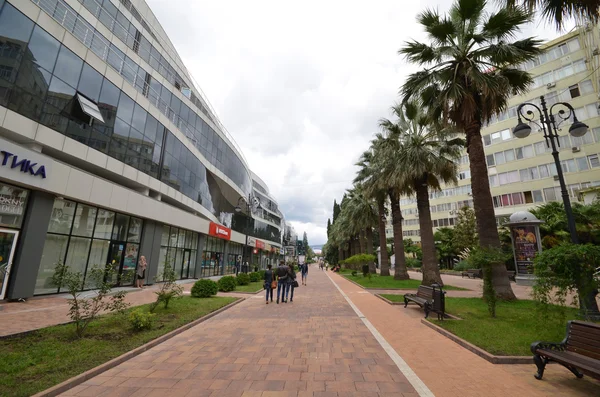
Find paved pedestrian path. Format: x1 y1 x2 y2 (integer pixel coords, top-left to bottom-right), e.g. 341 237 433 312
330 272 600 397
60 267 420 397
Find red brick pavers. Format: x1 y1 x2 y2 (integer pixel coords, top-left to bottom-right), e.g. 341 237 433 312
330 272 600 397
58 267 419 397
0 284 248 337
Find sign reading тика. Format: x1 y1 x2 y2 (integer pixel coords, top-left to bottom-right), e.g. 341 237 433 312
0 151 47 178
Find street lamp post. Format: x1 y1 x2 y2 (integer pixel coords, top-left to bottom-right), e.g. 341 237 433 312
513 95 589 244
235 194 261 273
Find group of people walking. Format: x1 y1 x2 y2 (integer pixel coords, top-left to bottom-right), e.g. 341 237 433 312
263 261 309 304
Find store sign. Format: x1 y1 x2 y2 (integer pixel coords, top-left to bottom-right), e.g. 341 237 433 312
1 151 47 178
247 237 256 247
208 222 231 240
256 240 265 249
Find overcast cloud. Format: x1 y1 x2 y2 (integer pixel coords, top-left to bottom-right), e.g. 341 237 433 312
147 0 572 245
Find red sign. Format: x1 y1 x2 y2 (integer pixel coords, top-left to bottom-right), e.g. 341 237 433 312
255 240 265 249
208 222 231 240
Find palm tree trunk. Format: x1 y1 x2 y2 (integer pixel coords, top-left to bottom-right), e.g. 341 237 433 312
358 230 366 254
466 121 516 300
365 227 374 271
337 246 343 264
389 189 409 280
415 177 443 286
377 198 388 275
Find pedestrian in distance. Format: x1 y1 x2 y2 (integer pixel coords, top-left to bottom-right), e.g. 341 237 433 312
276 261 289 304
301 262 308 285
264 264 274 304
136 256 147 288
288 263 298 302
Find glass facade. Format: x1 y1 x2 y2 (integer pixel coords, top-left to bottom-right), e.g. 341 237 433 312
28 0 252 194
35 198 143 295
158 225 198 280
201 236 225 277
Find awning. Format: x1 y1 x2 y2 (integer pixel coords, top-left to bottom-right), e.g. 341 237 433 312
76 94 104 123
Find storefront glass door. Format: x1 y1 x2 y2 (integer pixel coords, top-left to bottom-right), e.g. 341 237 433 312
0 229 18 300
181 249 191 279
106 242 125 286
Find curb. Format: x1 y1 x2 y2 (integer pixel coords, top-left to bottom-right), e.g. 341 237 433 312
421 319 533 365
233 289 264 295
32 298 244 397
374 293 403 305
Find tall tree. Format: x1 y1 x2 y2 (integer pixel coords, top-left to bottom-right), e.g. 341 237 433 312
380 101 464 286
453 207 478 254
504 0 600 28
326 218 332 238
303 232 309 252
354 150 390 275
400 0 540 298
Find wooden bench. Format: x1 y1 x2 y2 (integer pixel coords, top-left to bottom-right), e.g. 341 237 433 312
404 285 446 320
531 320 600 381
461 269 482 279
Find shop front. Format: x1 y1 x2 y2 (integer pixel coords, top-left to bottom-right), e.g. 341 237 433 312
35 198 143 295
201 222 231 277
157 226 199 281
227 242 243 275
0 182 29 300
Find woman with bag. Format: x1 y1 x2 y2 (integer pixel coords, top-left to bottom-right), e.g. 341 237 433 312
288 264 298 302
264 264 274 304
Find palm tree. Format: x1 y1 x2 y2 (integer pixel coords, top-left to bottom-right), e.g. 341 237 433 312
354 150 390 275
376 108 416 280
503 0 600 28
380 101 464 286
400 0 541 299
344 186 378 268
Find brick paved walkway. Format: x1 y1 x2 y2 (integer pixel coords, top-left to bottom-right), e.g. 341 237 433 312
330 272 600 397
59 267 419 397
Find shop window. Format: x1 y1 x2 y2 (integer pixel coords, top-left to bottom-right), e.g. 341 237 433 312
0 183 29 228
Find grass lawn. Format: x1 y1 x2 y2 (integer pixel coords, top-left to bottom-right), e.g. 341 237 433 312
235 281 264 293
343 274 469 291
380 294 406 302
431 298 582 356
0 296 237 397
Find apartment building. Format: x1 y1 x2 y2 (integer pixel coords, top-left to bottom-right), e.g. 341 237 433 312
388 25 600 242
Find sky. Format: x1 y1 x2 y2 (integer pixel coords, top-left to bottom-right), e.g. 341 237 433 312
146 0 573 245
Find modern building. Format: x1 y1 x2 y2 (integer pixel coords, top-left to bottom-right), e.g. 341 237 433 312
387 25 600 242
0 0 285 300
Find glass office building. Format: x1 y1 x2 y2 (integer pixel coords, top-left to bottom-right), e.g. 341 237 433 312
0 0 284 300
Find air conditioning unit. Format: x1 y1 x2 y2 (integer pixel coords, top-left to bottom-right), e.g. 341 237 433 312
572 146 581 153
593 48 600 56
553 175 560 181
546 82 556 89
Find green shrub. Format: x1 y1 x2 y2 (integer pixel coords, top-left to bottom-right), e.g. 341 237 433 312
351 270 357 277
405 258 422 268
191 279 218 298
454 260 469 271
236 273 250 286
128 309 155 331
218 276 237 292
248 272 260 282
257 270 266 280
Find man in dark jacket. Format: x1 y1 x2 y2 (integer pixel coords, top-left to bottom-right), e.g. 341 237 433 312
264 264 274 304
276 261 289 304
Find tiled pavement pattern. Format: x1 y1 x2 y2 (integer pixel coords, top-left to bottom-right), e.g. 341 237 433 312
59 268 419 397
331 272 600 397
0 283 248 337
